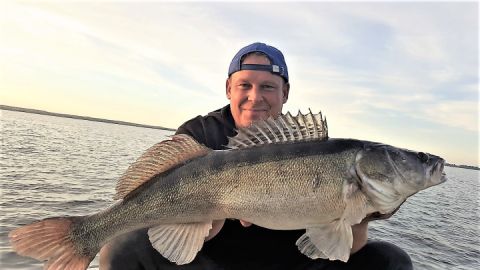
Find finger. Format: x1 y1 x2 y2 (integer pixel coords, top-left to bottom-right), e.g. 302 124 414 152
205 219 225 241
239 220 252 227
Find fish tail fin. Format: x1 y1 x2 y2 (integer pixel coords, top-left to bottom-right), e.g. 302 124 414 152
9 217 94 270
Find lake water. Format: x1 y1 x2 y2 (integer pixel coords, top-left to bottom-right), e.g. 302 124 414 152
1 110 479 269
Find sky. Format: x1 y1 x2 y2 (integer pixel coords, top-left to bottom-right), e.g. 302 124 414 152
0 1 478 166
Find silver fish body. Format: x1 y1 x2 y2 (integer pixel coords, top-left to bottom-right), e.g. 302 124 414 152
9 111 447 269
78 140 358 243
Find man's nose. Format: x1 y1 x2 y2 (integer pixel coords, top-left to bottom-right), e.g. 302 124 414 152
248 86 263 102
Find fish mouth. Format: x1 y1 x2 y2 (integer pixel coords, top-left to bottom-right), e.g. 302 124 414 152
431 159 447 184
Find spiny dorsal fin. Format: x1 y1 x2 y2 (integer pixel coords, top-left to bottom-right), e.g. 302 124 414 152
227 109 328 150
114 134 211 200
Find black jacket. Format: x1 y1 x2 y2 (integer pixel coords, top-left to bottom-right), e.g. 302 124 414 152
106 106 406 270
175 105 308 269
175 105 236 150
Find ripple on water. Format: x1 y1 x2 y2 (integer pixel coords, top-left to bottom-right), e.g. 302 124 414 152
1 111 479 270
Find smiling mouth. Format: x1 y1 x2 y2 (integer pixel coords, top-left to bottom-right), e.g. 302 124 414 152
242 107 269 111
244 109 267 112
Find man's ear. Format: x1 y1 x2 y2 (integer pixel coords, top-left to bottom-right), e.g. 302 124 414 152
226 78 231 100
282 82 290 104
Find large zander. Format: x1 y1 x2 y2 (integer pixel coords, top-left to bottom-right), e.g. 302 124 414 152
9 110 447 270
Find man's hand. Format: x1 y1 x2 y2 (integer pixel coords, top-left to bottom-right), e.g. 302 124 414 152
351 200 406 254
205 219 252 242
351 221 368 254
239 220 252 227
205 219 225 241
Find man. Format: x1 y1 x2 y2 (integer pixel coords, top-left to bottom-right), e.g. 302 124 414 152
100 42 413 269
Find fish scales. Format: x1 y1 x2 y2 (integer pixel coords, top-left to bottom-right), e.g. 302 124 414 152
75 139 362 251
8 111 447 269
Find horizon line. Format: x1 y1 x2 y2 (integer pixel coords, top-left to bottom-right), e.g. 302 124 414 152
0 104 177 132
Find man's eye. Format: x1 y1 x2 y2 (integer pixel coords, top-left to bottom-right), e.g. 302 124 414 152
262 85 275 90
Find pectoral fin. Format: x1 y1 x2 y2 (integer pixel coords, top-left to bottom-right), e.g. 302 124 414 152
296 174 369 262
296 221 353 262
148 222 212 265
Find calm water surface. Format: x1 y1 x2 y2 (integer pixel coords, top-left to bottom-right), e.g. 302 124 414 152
1 110 479 269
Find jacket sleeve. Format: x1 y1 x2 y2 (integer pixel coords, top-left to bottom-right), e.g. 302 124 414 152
175 116 208 146
174 106 233 150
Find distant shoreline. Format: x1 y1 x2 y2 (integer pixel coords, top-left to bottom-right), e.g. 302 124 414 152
445 163 479 171
2 104 478 170
0 105 176 132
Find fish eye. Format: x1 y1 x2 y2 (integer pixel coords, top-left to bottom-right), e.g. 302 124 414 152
417 152 430 163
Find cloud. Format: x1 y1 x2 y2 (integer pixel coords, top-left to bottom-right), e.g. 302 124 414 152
0 1 477 164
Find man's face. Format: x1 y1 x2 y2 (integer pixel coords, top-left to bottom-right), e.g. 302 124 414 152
226 54 289 128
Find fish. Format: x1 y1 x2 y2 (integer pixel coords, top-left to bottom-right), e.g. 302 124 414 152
8 110 447 270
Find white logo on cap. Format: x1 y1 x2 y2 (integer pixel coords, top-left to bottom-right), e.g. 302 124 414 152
272 65 280 73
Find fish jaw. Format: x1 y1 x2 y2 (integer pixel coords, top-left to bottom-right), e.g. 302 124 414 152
426 157 447 189
353 143 447 214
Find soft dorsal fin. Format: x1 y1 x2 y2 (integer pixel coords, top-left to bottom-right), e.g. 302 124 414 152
114 134 211 200
227 109 328 149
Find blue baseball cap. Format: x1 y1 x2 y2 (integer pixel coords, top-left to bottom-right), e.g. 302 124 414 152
228 42 289 82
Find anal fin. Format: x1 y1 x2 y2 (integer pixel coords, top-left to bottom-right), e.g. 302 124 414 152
148 222 212 265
